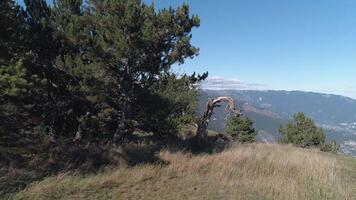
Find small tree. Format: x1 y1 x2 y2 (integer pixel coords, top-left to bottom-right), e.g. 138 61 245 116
279 113 325 147
279 112 339 153
320 140 340 153
225 116 256 143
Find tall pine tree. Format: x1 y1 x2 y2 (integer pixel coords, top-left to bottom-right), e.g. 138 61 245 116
1 0 204 144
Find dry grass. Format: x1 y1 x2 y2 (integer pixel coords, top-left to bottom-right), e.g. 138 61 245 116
8 144 356 200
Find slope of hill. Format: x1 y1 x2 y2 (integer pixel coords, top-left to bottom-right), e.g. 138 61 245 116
202 90 356 124
198 90 356 156
9 144 356 200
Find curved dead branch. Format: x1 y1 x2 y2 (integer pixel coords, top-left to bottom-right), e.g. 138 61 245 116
196 96 241 141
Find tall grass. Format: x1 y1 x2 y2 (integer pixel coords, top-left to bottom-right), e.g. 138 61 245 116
9 144 356 200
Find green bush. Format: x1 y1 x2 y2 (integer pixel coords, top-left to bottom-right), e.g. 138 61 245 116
320 140 340 153
279 113 325 147
279 112 339 153
224 116 256 143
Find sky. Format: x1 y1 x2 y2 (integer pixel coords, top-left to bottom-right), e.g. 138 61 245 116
144 0 356 99
16 0 356 99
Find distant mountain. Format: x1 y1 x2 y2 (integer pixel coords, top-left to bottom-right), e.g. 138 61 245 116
198 89 356 156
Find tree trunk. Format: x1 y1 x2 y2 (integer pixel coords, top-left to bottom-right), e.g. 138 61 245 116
196 96 241 141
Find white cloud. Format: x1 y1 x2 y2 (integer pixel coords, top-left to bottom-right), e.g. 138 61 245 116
200 76 267 90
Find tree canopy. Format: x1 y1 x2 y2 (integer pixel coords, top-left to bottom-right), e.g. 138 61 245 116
279 112 339 152
0 0 206 146
224 116 256 143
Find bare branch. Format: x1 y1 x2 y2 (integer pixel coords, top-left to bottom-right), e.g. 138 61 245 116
196 96 241 141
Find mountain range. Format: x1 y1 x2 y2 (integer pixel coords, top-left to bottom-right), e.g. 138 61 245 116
198 90 356 156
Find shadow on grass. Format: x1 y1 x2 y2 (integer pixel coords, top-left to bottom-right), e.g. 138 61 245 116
121 133 231 166
0 133 231 197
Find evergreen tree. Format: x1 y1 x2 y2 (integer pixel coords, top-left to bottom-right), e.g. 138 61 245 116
279 113 325 147
0 0 25 65
134 73 207 136
320 140 340 153
80 0 202 139
1 0 204 143
279 112 339 152
0 0 40 146
225 116 257 143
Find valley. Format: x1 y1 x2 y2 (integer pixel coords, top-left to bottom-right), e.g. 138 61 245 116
199 90 356 156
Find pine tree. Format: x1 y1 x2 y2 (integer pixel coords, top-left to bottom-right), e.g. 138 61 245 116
225 116 257 143
0 0 25 65
279 113 339 153
279 113 325 147
1 0 204 144
0 0 34 146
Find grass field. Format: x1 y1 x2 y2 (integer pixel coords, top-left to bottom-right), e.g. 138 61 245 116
7 143 356 200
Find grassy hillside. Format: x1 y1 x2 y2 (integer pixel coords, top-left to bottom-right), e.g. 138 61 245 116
7 144 356 200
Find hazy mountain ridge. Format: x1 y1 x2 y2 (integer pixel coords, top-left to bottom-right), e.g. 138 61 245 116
199 89 356 156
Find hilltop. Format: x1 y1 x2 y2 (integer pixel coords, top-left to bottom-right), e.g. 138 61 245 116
8 144 356 200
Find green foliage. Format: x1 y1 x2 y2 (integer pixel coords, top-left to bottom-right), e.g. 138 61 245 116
279 113 339 152
0 0 25 65
133 74 199 136
224 116 256 143
0 0 203 145
0 3 205 195
279 113 325 147
320 140 340 153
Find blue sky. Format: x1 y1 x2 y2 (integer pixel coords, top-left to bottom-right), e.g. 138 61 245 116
146 0 356 99
16 0 356 99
